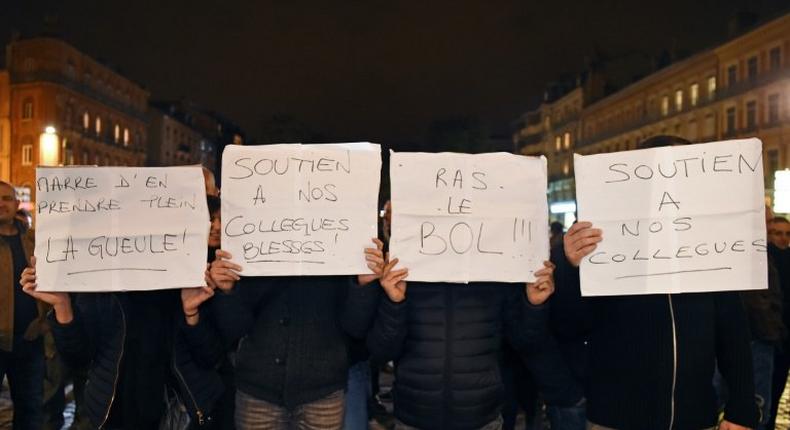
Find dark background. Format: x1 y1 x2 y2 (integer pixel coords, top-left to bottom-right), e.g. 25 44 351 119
2 0 788 150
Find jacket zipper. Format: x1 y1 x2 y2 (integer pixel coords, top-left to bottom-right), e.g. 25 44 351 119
172 343 206 425
442 287 454 429
667 295 678 430
99 295 126 429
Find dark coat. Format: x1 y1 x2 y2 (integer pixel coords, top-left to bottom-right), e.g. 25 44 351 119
552 252 758 430
50 293 225 429
366 282 581 430
211 275 380 409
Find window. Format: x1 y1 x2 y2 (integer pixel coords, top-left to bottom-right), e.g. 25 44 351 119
746 101 756 130
726 107 736 134
687 120 697 141
768 94 780 124
123 128 130 146
727 65 737 86
688 83 699 107
704 114 715 138
767 149 779 187
22 99 33 120
661 96 669 116
563 161 569 175
114 124 120 142
94 154 101 165
747 57 758 80
83 112 90 130
555 136 561 151
707 76 717 101
674 90 683 112
563 132 571 149
95 117 102 134
21 143 33 166
770 47 781 71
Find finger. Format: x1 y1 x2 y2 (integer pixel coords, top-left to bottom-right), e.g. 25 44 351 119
575 243 599 258
565 221 593 237
568 228 603 246
543 260 556 269
570 235 603 251
392 272 409 284
201 286 215 296
365 248 384 259
533 267 553 277
215 260 243 272
383 258 399 274
215 249 232 261
373 238 384 250
31 256 36 267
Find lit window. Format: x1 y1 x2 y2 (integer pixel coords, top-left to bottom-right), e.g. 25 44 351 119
563 132 571 149
690 84 699 107
114 124 120 142
21 144 33 166
83 112 90 129
674 90 683 112
707 76 716 101
555 136 561 151
123 128 130 146
563 161 569 175
95 117 102 134
22 100 33 120
661 96 669 116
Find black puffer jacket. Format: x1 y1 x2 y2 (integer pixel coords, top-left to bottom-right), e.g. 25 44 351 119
366 282 580 430
212 275 380 408
50 293 225 429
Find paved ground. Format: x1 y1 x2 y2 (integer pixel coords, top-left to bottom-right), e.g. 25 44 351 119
2 374 790 429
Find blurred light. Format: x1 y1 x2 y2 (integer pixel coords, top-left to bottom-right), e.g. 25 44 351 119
550 201 577 214
774 169 790 213
39 126 59 166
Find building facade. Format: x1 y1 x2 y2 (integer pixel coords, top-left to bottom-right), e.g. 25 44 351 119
3 37 149 203
147 104 207 168
514 12 790 223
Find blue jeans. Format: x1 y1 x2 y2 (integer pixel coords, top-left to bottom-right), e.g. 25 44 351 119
713 340 774 430
0 338 45 430
342 361 371 430
751 340 774 430
547 403 586 430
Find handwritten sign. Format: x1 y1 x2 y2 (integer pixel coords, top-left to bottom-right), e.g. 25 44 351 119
35 166 209 292
221 143 381 276
389 151 549 283
575 138 768 296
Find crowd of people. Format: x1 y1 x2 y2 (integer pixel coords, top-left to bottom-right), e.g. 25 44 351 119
0 136 787 430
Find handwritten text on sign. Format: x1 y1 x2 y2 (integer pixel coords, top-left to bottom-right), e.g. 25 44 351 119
221 143 381 276
35 166 209 292
574 138 767 296
389 151 549 283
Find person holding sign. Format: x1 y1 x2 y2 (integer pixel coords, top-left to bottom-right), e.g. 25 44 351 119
0 180 49 430
21 257 226 429
560 136 758 430
208 240 384 430
364 255 582 430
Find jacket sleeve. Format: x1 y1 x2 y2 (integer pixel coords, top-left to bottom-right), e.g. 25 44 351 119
339 277 381 339
49 294 97 368
715 291 759 428
366 296 408 363
210 277 279 345
549 244 596 342
177 305 226 369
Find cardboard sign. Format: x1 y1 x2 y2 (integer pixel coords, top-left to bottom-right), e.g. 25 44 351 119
389 151 549 283
35 166 209 292
221 143 381 276
574 138 767 296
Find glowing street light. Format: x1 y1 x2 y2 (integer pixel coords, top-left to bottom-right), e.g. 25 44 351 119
39 125 59 166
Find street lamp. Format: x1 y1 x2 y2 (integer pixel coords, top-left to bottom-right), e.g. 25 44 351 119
39 125 59 166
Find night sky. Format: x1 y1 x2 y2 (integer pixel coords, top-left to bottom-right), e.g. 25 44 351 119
3 0 788 149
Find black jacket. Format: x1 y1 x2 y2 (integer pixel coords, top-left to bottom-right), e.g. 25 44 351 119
50 293 225 429
366 282 581 430
553 253 758 430
211 275 379 408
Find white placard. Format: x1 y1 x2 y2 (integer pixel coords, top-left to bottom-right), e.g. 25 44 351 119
574 138 767 296
35 166 209 292
389 151 549 283
221 143 381 276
